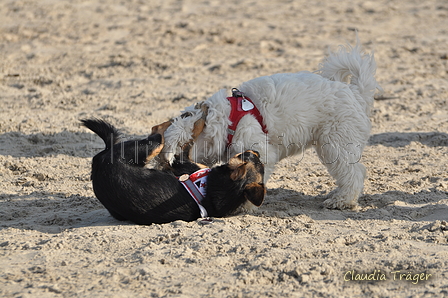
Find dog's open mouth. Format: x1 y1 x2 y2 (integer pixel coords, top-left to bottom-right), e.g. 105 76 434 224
180 111 193 119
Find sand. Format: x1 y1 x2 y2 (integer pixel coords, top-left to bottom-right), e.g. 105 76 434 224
1 0 447 297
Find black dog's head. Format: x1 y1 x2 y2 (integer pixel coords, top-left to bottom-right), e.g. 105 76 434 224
204 150 266 217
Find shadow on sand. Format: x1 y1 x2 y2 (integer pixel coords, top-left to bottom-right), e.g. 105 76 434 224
369 132 448 147
1 187 447 234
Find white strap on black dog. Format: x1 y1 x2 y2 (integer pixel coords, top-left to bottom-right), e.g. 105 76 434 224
178 168 210 218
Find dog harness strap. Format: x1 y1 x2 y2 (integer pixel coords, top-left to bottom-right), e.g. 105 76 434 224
178 168 211 218
226 90 268 145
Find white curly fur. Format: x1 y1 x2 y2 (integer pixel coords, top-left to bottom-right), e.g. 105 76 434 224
162 37 382 209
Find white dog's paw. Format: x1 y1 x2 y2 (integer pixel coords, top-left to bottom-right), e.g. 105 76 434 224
323 189 359 210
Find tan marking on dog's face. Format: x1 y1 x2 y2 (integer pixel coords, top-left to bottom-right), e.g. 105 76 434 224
245 163 264 185
149 121 172 164
243 150 260 158
231 150 261 164
195 163 209 169
228 151 264 184
228 150 266 206
229 161 264 185
228 156 244 168
230 163 247 181
145 143 164 164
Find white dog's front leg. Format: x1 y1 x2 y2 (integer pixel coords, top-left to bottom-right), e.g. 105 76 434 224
253 141 278 184
322 162 366 210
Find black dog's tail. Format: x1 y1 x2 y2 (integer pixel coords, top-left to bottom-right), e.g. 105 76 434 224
81 119 123 150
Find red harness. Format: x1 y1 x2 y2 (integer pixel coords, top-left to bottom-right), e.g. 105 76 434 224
226 89 268 144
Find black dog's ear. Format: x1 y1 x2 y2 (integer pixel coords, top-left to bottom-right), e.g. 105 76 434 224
244 182 266 207
230 163 247 181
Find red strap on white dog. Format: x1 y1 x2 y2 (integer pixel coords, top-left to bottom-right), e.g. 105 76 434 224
178 168 211 218
226 89 268 145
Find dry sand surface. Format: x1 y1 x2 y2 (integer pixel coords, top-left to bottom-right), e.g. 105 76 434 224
1 0 448 297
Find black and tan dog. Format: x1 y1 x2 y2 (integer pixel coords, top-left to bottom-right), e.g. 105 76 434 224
81 115 265 225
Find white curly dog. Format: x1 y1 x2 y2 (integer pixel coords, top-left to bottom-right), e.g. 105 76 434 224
162 37 382 209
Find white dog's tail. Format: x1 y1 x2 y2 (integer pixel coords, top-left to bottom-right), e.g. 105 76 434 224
317 36 383 116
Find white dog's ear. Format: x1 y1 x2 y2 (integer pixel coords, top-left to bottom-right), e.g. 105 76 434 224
151 120 172 136
230 163 247 181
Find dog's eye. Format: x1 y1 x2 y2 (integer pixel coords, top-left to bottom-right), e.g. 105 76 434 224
180 112 192 119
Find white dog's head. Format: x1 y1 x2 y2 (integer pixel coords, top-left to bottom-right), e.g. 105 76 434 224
162 89 231 165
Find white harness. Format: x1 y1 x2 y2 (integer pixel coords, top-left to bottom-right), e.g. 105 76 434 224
178 168 211 218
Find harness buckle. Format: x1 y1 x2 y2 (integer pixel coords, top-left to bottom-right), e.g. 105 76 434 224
178 174 190 182
231 88 245 98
